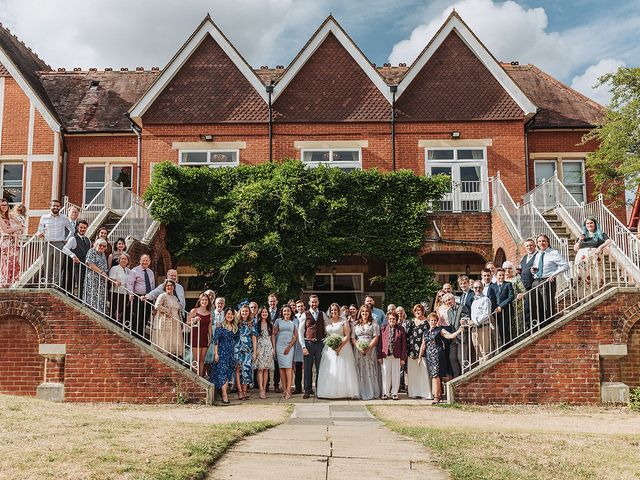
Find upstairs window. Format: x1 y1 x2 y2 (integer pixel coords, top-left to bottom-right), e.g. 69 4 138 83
179 150 239 168
301 149 361 172
1 163 23 204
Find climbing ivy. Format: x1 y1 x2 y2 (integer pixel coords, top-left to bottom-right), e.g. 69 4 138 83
146 160 449 306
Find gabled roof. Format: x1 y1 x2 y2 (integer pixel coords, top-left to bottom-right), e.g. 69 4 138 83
0 23 61 131
129 15 268 121
396 11 537 119
40 70 159 132
271 15 392 103
503 63 605 128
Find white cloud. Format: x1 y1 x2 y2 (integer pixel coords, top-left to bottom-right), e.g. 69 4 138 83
570 58 625 106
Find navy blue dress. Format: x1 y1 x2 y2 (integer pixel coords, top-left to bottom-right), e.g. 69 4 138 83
424 327 447 378
210 326 236 388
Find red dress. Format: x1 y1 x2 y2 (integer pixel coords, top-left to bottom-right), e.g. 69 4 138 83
191 312 211 349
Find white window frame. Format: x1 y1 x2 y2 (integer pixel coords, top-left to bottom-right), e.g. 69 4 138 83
425 146 489 212
533 160 556 187
305 272 364 293
300 148 362 171
83 164 106 207
179 149 240 168
533 158 586 204
560 159 586 204
0 162 24 205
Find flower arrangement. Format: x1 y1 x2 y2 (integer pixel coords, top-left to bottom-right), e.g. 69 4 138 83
356 340 370 351
323 334 343 351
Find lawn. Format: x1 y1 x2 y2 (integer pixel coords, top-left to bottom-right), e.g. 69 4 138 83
0 394 289 479
370 403 640 480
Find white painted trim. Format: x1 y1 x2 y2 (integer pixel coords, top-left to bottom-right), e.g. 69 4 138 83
0 159 24 205
24 158 32 209
529 152 589 159
396 15 537 117
79 156 136 164
0 77 4 155
272 19 392 103
294 140 369 149
172 141 246 150
0 154 26 161
27 102 34 156
178 149 240 167
51 134 60 199
26 154 54 162
0 49 60 132
26 209 49 216
130 19 268 119
419 139 492 148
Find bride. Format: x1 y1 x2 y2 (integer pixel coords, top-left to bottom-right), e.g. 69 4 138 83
317 303 360 399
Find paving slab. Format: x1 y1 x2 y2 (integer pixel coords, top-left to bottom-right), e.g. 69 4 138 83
327 458 449 480
234 438 332 457
211 452 327 480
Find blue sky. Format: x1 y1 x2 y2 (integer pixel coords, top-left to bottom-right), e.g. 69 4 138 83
0 0 638 104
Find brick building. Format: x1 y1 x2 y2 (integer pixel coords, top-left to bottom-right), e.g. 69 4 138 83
0 12 609 305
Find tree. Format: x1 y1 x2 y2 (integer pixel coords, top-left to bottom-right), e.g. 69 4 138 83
584 67 640 200
145 160 449 306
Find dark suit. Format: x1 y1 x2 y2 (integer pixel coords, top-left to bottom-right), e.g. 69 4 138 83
457 289 474 316
520 253 537 331
446 305 465 377
488 281 515 347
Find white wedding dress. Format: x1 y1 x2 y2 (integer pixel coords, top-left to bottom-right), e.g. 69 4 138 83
317 320 360 399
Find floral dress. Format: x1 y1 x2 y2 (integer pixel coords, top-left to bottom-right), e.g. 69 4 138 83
83 248 108 313
234 322 256 385
254 323 274 370
211 326 236 388
406 318 428 360
352 321 381 400
0 218 20 286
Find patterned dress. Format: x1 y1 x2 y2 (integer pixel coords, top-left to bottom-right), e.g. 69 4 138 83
424 327 447 378
254 322 274 370
234 322 256 385
83 248 109 313
152 293 184 356
0 218 19 286
211 326 236 388
352 321 381 400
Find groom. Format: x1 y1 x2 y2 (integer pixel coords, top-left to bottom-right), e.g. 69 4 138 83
300 294 326 399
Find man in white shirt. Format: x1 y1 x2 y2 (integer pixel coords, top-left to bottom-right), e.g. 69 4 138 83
37 199 75 284
469 280 495 365
532 234 569 325
145 269 186 310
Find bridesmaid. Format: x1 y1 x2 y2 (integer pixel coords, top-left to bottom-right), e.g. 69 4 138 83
419 312 463 403
406 304 432 399
351 304 380 400
234 305 257 400
211 307 237 405
187 293 212 376
272 305 298 399
254 306 275 399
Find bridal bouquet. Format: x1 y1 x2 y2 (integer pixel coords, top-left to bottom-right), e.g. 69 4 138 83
356 340 370 351
323 334 342 351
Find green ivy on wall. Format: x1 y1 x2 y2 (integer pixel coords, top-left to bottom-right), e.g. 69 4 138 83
146 160 449 307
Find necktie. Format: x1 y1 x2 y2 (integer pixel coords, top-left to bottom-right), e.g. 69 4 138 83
537 252 545 279
143 269 152 293
312 310 317 321
498 284 502 297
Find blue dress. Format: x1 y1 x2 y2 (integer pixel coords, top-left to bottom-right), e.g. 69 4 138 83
234 322 256 385
210 327 236 388
275 318 297 368
424 327 447 378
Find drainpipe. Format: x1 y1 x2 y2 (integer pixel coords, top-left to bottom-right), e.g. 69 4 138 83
60 128 68 198
524 117 535 193
126 113 143 195
390 85 397 172
266 83 274 162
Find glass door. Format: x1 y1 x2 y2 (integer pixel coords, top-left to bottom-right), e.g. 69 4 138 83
110 165 133 211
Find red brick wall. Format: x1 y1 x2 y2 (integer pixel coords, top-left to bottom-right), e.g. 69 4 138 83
453 291 639 404
0 316 44 396
421 212 493 261
33 109 54 155
30 162 54 210
0 291 209 403
491 209 523 266
622 323 640 389
1 78 29 155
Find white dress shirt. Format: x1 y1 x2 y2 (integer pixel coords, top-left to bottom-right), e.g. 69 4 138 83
470 295 492 326
37 213 75 242
534 247 570 279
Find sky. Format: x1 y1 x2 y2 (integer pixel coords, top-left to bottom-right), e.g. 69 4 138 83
0 0 638 105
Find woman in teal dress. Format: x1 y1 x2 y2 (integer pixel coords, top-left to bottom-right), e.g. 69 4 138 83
272 305 298 399
234 304 257 400
211 307 237 404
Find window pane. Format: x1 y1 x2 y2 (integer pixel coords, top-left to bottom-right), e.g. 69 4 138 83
181 152 207 163
428 150 454 160
457 149 484 160
535 162 556 186
332 151 359 162
84 188 102 205
210 152 237 164
460 166 481 182
566 185 584 203
85 166 105 183
111 166 132 188
3 164 23 182
333 274 362 291
302 151 330 162
311 274 332 291
562 161 584 184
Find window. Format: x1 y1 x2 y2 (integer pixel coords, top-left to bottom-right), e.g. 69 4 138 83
1 164 23 204
84 165 105 205
534 161 556 187
534 159 585 204
301 149 361 172
425 147 488 212
307 273 363 292
111 165 133 210
179 150 239 167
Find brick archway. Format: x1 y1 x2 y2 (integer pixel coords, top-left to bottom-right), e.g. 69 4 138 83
419 243 491 261
0 300 51 343
615 301 640 344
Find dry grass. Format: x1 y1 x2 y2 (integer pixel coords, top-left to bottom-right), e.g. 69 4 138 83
0 394 289 480
370 404 640 480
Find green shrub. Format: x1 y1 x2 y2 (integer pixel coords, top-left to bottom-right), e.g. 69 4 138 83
630 387 640 411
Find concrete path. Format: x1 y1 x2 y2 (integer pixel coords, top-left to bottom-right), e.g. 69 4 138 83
208 404 449 480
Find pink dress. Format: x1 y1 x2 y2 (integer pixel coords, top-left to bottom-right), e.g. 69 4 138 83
0 218 20 286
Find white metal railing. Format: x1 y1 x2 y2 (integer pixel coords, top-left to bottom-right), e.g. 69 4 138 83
522 171 580 212
1 237 205 376
436 179 490 212
460 249 631 373
82 181 133 227
491 173 568 260
108 198 155 243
